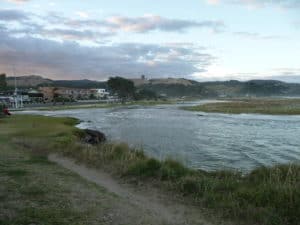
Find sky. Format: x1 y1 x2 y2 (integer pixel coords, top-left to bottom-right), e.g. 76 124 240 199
0 0 299 82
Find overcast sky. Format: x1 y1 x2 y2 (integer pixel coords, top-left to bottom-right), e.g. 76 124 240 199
0 0 299 82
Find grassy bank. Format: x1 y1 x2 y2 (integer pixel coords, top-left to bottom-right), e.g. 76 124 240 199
0 116 163 225
182 99 300 115
1 115 299 225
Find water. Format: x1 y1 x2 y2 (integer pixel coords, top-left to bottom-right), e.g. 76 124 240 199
23 101 300 172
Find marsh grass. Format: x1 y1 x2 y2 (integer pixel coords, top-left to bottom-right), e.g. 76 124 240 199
1 115 300 225
182 98 300 115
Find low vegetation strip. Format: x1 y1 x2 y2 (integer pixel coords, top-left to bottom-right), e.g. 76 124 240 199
182 99 300 115
1 115 299 225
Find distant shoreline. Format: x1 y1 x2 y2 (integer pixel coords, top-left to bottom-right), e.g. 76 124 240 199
10 99 177 111
182 98 300 115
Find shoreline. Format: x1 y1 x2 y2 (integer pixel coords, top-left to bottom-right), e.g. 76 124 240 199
10 99 179 112
1 114 299 225
181 98 300 115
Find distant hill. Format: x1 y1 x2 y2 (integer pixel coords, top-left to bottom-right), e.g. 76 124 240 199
7 76 106 89
139 79 300 97
7 75 53 87
5 75 300 97
130 78 194 86
52 80 107 89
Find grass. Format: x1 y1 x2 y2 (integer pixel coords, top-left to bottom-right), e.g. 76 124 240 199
0 115 176 225
0 137 110 225
1 115 299 225
182 98 300 115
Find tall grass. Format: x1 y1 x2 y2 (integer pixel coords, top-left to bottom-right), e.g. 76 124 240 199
3 115 300 225
182 99 300 115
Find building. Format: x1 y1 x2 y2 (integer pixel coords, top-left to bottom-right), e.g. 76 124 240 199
39 87 106 101
90 89 110 99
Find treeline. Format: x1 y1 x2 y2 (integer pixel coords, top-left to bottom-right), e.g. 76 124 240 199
107 77 159 101
0 74 7 91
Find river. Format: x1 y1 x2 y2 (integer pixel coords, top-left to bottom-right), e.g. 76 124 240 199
23 101 300 172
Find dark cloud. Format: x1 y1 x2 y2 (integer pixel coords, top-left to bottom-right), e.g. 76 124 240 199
0 9 217 79
0 9 225 43
41 28 114 41
0 9 29 21
0 29 212 80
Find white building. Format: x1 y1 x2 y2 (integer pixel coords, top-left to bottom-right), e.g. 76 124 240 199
92 89 110 99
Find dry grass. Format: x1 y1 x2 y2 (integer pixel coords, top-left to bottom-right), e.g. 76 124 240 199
182 99 300 115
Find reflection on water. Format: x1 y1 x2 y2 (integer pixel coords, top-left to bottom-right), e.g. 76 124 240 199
24 101 300 172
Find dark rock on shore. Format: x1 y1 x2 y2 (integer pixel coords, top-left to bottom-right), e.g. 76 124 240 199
83 129 106 144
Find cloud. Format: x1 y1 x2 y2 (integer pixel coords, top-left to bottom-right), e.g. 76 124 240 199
0 29 213 80
207 0 300 9
233 31 284 40
193 65 300 82
103 15 225 33
75 11 89 19
207 0 220 5
0 9 226 43
4 0 30 4
0 9 29 21
40 28 114 41
66 15 225 33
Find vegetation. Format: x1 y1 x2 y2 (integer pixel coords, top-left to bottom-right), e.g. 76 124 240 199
141 83 213 97
5 74 300 97
182 99 300 115
0 116 173 225
0 73 7 91
1 115 299 225
107 77 136 102
0 103 4 117
134 88 158 100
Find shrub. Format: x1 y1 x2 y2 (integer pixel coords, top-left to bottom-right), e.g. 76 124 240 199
179 176 200 195
160 159 188 180
127 158 161 177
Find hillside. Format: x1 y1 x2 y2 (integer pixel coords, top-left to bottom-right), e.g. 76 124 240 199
6 75 53 87
140 79 300 97
7 76 106 89
5 75 300 97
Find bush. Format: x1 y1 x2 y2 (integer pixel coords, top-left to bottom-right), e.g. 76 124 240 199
127 158 161 177
179 176 200 194
160 159 188 180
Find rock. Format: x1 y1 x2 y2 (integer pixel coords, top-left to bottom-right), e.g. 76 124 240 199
83 129 106 145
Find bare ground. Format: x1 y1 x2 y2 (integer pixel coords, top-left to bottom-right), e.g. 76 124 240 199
49 154 221 225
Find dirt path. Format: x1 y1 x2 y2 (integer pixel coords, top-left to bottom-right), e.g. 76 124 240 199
49 154 215 225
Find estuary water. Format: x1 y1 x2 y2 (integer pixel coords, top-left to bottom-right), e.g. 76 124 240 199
25 101 300 172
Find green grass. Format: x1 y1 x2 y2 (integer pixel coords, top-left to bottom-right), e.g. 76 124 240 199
1 115 299 225
182 98 300 115
0 115 172 225
0 141 108 225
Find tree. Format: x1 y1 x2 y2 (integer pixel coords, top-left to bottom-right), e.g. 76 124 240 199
0 74 7 91
107 77 135 102
135 88 157 100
